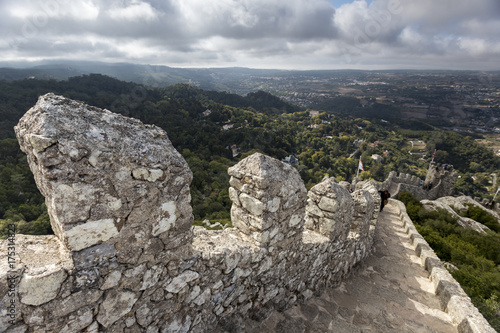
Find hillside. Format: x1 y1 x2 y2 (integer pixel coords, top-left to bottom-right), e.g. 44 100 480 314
1 74 499 238
0 61 285 93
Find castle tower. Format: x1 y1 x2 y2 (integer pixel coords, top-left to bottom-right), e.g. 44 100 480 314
425 161 459 199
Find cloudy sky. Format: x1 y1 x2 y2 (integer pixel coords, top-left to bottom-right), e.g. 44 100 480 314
1 0 500 70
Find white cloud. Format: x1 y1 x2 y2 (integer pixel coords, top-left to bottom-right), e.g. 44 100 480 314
73 1 100 21
170 0 337 39
8 0 99 21
107 1 159 21
0 0 498 69
397 26 426 51
458 37 500 56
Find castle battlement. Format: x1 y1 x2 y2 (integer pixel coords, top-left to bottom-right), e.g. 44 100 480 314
379 162 458 201
1 94 382 332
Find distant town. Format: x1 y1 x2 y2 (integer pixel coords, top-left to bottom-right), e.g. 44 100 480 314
1 64 499 155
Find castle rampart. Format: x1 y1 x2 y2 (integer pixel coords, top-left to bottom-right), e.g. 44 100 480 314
1 94 381 332
392 200 495 333
379 162 458 200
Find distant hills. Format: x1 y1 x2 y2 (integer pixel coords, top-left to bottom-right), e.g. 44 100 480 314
3 60 483 95
0 60 288 94
2 61 498 128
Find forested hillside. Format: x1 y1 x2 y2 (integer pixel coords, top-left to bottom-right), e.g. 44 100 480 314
1 75 499 237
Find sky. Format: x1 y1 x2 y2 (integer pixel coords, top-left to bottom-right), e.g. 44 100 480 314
1 0 500 70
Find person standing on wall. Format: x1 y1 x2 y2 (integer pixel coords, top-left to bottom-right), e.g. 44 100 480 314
379 190 390 211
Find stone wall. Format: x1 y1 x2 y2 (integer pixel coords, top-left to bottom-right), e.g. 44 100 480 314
1 94 381 333
379 162 458 200
392 199 495 333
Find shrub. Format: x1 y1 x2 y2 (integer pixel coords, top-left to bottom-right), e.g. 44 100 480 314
462 204 500 233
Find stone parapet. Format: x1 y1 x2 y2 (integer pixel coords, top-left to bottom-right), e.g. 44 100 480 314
305 177 353 241
392 199 495 333
228 153 307 248
2 94 383 333
380 162 458 201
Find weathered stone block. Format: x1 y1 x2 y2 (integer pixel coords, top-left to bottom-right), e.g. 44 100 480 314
72 244 117 269
15 93 193 254
65 219 119 251
165 270 200 294
51 289 103 318
305 178 353 241
59 308 94 333
19 269 67 306
101 271 122 290
140 265 165 291
152 201 178 236
228 153 307 246
97 290 139 328
318 196 338 212
239 193 265 216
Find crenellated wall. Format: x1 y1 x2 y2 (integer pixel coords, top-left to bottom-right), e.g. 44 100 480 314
392 200 495 333
379 163 458 200
1 94 382 333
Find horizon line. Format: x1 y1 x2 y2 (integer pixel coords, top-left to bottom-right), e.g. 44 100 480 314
0 60 499 73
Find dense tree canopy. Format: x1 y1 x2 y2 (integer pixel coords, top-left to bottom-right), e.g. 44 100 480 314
0 74 499 235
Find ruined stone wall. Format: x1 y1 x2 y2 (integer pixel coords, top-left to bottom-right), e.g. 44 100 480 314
1 94 381 333
379 162 458 201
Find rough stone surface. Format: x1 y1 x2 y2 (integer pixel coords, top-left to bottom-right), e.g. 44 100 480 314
228 153 307 246
237 201 459 333
65 218 119 251
96 289 138 328
437 196 500 229
2 94 492 333
15 93 193 252
379 162 458 201
305 177 353 241
18 269 67 306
